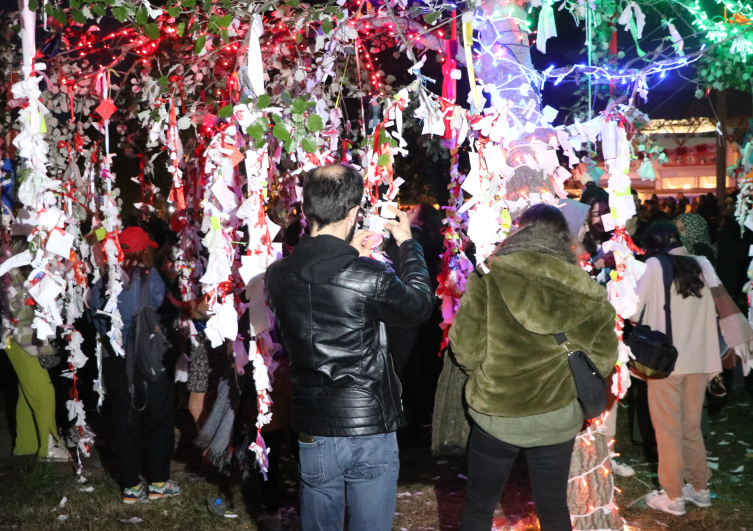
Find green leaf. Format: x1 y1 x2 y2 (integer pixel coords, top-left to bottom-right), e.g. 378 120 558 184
158 76 169 90
91 3 106 16
302 137 317 153
218 14 232 27
112 6 128 21
28 0 39 10
145 23 160 40
254 139 268 149
247 123 266 140
388 137 397 148
52 8 67 26
71 8 86 24
220 28 229 42
291 97 306 114
68 0 79 8
135 7 148 24
182 0 196 6
168 6 180 17
176 21 185 36
273 124 291 142
194 35 206 54
377 153 391 166
307 114 323 133
203 0 212 13
324 5 337 13
255 94 272 109
280 92 292 105
321 19 333 34
424 12 440 25
335 10 344 21
44 2 52 15
285 138 294 154
217 105 233 118
295 32 303 43
287 0 300 5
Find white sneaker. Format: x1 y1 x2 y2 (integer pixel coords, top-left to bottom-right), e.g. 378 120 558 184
646 490 686 516
682 483 711 507
610 459 636 477
38 443 72 462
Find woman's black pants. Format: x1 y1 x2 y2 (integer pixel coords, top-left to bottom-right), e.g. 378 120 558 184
460 425 575 531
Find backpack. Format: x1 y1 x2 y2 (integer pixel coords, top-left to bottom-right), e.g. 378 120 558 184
126 268 172 411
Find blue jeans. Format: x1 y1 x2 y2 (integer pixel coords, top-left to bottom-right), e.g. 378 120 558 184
298 431 399 531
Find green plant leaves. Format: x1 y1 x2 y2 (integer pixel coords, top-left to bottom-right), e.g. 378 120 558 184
273 124 291 142
113 6 128 22
291 97 306 114
307 114 323 133
145 23 161 40
301 137 317 153
217 105 234 118
135 7 148 24
255 94 272 109
194 35 206 54
218 14 233 27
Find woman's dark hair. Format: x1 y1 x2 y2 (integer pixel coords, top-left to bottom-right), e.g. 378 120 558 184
302 163 363 229
579 185 611 255
642 221 704 298
517 204 574 247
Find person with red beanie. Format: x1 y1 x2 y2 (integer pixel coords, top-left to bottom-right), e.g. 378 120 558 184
90 226 179 503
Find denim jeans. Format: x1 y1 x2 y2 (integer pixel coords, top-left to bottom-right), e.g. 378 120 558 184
298 431 399 531
461 425 575 531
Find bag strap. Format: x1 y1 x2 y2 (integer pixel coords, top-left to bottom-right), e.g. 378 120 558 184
655 255 674 344
554 332 568 346
139 267 150 308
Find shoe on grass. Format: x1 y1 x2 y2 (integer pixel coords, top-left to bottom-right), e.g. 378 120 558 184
37 443 72 463
610 459 635 477
646 489 686 516
148 480 180 500
123 484 147 504
682 483 711 507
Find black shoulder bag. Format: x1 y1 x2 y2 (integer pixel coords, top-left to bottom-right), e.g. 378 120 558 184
624 255 679 379
554 332 607 421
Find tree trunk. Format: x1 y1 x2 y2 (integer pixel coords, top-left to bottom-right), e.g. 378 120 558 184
568 431 624 531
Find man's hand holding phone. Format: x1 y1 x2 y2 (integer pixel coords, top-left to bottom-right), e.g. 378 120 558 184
384 205 412 247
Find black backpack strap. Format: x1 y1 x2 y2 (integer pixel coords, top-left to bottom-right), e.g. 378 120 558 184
554 332 568 345
656 255 674 345
139 267 150 308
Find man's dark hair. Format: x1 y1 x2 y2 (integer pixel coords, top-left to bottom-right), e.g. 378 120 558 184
302 164 364 229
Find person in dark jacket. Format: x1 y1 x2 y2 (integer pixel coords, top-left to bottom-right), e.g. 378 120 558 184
265 163 434 531
450 205 618 531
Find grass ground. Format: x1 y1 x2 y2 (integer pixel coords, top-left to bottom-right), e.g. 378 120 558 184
1 388 752 531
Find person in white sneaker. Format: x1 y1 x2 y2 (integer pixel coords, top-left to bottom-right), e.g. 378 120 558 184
682 483 711 508
645 489 686 516
631 223 728 515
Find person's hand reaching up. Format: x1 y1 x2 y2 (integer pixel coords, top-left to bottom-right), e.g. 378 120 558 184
384 206 412 246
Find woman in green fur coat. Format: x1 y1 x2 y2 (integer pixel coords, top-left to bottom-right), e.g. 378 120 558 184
449 205 618 531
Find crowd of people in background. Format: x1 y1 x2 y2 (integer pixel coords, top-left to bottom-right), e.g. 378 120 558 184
2 169 753 531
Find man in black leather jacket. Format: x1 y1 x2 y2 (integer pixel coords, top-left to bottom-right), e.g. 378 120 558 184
265 164 434 531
